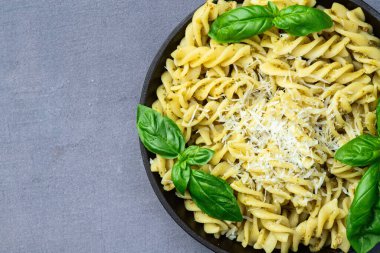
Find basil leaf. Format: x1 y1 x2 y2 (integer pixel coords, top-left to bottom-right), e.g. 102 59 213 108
376 99 380 136
267 1 279 16
209 6 274 43
171 161 191 195
335 134 380 167
180 146 214 166
347 163 380 253
137 105 185 159
188 170 242 222
273 5 333 36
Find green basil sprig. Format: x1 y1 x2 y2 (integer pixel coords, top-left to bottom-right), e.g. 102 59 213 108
137 105 243 222
335 99 380 253
346 163 380 253
208 2 333 43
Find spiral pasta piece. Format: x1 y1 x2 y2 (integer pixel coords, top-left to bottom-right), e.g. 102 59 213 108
172 43 252 68
273 34 350 60
260 57 370 85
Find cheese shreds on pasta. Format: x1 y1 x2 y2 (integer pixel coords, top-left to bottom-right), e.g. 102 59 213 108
149 0 380 252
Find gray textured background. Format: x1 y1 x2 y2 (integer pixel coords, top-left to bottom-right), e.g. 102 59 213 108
0 0 379 253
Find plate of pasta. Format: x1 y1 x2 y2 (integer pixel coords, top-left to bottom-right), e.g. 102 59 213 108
138 0 380 252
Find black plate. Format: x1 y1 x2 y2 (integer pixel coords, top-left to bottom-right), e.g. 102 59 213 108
139 1 380 252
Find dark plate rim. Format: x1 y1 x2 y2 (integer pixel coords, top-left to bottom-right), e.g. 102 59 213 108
139 1 380 253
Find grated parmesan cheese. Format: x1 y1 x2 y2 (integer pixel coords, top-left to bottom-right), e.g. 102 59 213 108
218 77 339 199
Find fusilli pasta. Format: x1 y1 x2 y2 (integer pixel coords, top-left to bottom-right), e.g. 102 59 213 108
149 1 380 252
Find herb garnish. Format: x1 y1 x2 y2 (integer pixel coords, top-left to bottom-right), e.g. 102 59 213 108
137 105 243 222
208 2 333 43
335 100 380 253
